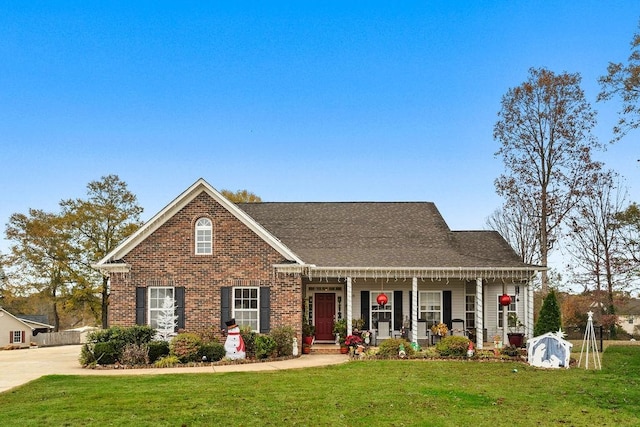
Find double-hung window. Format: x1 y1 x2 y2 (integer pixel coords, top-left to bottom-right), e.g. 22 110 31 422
195 218 212 255
12 331 23 343
370 291 393 329
497 295 517 328
233 287 259 331
148 287 175 329
465 283 476 330
419 291 442 328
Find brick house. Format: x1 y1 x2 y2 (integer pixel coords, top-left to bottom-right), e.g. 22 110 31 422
96 178 542 350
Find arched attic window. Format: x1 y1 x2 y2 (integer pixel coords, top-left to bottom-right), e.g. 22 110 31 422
195 217 212 255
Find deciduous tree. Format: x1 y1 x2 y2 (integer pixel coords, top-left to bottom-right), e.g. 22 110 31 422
220 189 262 203
61 175 143 328
494 67 602 293
598 22 640 141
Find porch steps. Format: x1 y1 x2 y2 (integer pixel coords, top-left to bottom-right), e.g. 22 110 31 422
310 343 343 355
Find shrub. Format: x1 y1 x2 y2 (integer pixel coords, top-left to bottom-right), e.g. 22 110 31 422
535 290 562 336
93 341 119 365
269 326 295 357
435 336 470 357
154 355 180 368
148 340 170 363
240 326 258 359
86 325 156 359
198 342 226 362
120 343 150 366
170 332 202 363
255 334 277 359
79 344 96 366
376 338 415 359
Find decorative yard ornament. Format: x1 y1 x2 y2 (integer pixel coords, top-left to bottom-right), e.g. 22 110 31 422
499 294 512 306
578 311 601 370
376 292 388 306
224 319 246 360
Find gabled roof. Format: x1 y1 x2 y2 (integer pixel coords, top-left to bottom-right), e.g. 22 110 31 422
238 202 535 269
0 307 53 330
94 178 304 271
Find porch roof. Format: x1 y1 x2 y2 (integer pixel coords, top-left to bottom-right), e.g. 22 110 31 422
239 202 541 278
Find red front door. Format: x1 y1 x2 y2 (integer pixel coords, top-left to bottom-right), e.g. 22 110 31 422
314 293 336 341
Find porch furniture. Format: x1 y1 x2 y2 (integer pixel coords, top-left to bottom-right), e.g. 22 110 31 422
417 321 429 345
451 319 466 337
376 321 390 345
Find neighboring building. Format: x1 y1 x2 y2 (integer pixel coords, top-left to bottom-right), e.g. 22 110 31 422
618 299 640 337
0 307 54 348
96 179 542 350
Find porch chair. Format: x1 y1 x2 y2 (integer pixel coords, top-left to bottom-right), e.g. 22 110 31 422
417 321 429 345
376 321 391 345
451 319 466 337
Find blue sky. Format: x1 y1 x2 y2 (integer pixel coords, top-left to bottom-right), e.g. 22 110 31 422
1 2 639 278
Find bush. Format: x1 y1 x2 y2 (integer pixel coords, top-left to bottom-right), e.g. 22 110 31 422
170 332 202 363
435 336 470 357
148 340 170 363
376 338 415 359
240 326 258 359
120 343 150 366
154 355 180 368
93 341 119 365
269 326 295 357
198 342 226 362
255 335 277 359
86 325 156 360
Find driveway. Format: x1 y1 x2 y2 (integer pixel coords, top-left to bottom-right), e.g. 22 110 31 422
0 345 348 394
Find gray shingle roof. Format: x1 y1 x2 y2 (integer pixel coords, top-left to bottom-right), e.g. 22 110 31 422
238 202 530 268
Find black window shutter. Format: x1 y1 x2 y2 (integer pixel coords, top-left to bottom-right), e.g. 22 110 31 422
259 287 270 333
135 287 146 325
220 287 231 330
21 331 25 343
175 287 185 330
394 290 403 330
443 290 452 329
360 291 370 330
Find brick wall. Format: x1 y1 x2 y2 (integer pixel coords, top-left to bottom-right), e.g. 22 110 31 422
108 192 303 338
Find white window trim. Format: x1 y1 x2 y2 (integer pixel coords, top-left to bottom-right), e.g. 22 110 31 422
232 286 260 332
12 330 22 343
497 294 517 328
370 291 394 329
148 286 175 329
419 290 442 327
195 217 212 255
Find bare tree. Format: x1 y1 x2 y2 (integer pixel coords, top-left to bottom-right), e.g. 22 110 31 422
565 171 628 319
486 203 540 265
494 67 602 293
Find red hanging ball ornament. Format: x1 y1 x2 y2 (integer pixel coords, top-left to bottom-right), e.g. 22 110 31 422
376 293 388 306
499 294 512 306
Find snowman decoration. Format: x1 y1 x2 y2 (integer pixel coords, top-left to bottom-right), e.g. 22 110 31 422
224 319 246 360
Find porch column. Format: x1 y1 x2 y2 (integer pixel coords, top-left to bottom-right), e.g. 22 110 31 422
476 277 483 350
527 277 534 338
412 277 418 344
346 277 353 336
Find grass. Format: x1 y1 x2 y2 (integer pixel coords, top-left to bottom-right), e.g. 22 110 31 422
0 346 639 426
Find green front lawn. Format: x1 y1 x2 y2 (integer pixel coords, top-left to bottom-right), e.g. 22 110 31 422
1 346 639 426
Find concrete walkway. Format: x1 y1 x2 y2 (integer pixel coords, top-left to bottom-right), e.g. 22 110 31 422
0 345 349 394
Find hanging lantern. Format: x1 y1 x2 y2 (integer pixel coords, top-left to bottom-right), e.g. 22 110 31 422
499 293 512 306
376 292 388 306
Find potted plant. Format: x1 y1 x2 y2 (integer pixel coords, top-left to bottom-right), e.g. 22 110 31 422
302 321 315 346
507 313 525 348
332 319 348 353
352 317 365 332
345 334 363 356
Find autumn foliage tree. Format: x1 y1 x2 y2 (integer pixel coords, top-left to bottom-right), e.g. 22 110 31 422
220 189 262 203
494 67 602 293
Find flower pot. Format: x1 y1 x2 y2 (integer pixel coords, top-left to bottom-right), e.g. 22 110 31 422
302 345 311 354
303 336 314 346
507 333 524 348
340 346 349 354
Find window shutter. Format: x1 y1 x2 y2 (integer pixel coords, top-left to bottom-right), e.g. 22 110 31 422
259 287 270 334
136 287 146 325
9 331 12 344
360 291 370 330
443 290 452 329
175 287 185 330
220 287 231 330
394 290 403 330
21 331 25 343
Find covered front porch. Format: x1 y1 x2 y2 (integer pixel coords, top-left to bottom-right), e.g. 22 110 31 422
294 266 540 350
